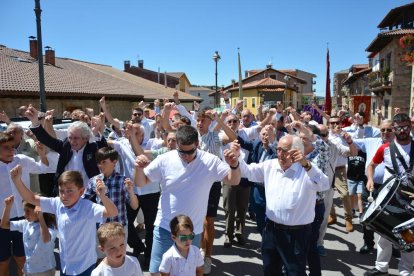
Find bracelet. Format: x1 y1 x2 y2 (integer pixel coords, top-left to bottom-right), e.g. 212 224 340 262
302 161 312 171
230 162 239 170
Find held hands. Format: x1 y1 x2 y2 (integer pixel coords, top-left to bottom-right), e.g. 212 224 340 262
0 110 11 124
135 155 150 169
35 141 46 156
96 179 107 197
193 101 200 111
124 178 134 193
34 206 43 216
10 165 22 181
224 141 241 167
25 104 39 125
4 195 14 207
341 131 353 144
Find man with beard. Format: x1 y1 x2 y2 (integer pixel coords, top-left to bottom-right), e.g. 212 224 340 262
364 113 414 276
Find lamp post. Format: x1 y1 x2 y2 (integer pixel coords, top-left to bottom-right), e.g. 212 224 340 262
284 75 291 106
34 0 47 112
212 51 221 108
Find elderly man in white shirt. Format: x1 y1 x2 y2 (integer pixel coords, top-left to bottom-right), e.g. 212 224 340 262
240 134 329 276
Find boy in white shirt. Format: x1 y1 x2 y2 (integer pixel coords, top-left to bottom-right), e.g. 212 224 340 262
159 215 203 276
92 222 143 276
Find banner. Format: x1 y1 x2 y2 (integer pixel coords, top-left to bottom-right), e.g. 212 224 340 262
353 96 371 124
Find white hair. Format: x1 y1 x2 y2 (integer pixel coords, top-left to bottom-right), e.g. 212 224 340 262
68 121 92 139
291 136 305 154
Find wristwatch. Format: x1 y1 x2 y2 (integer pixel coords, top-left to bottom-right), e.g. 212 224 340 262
230 162 240 170
302 161 312 171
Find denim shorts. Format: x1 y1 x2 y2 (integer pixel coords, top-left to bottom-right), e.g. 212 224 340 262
149 226 201 273
206 181 222 217
0 217 25 261
347 179 363 195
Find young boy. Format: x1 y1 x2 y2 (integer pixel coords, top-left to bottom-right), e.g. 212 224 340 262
92 222 143 276
159 215 204 276
0 132 55 276
10 165 118 276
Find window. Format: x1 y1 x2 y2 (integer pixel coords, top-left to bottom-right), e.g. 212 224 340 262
384 99 389 118
252 98 256 108
198 93 200 96
244 98 248 108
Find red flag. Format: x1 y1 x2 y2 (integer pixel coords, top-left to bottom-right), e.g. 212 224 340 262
325 49 332 116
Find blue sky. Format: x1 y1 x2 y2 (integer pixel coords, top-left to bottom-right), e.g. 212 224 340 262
1 0 413 96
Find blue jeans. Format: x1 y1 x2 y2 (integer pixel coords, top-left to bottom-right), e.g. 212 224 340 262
307 201 325 276
251 184 266 235
149 226 201 273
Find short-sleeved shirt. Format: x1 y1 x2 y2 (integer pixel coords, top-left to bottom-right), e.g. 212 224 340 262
40 197 105 275
10 220 57 274
84 172 130 226
159 244 203 276
353 137 386 184
144 149 230 234
91 255 143 276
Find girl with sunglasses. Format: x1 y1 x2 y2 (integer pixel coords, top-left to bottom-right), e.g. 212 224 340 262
159 215 204 276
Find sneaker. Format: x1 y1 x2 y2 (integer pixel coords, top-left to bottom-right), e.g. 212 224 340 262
317 245 327 257
345 220 354 232
359 244 375 254
200 248 205 259
363 267 387 275
328 215 337 225
203 256 212 274
224 236 232 248
235 233 246 245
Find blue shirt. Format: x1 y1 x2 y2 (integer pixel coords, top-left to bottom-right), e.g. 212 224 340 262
10 220 57 274
40 197 105 275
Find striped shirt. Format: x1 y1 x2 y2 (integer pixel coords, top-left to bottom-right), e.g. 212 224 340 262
199 130 222 157
84 172 130 226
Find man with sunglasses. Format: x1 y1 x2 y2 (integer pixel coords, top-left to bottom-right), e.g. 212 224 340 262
363 114 414 276
134 125 240 276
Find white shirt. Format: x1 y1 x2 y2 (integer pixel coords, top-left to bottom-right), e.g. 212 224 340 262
238 125 260 142
141 118 156 144
91 255 143 276
144 138 164 150
64 145 89 188
159 244 204 276
40 197 105 275
329 133 349 167
10 220 57 274
240 160 329 225
112 138 160 195
325 140 351 185
144 150 230 234
0 154 54 218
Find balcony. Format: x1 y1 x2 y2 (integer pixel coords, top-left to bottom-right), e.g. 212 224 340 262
368 69 392 95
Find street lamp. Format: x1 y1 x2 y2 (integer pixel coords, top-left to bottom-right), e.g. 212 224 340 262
212 51 221 108
284 75 291 106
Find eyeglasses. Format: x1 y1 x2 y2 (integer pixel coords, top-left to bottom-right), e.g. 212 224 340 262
177 147 197 156
329 121 341 125
227 119 239 124
176 233 195 242
394 125 410 132
132 113 142 117
320 133 329 137
380 128 393 133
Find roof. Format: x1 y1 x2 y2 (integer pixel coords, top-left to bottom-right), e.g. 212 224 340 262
166 72 184 79
0 45 200 102
366 29 414 52
343 67 372 85
227 77 289 92
188 86 215 92
377 2 414 28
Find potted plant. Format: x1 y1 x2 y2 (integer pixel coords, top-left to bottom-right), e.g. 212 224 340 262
399 34 414 65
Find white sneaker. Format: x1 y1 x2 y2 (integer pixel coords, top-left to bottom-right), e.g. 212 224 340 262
203 256 212 274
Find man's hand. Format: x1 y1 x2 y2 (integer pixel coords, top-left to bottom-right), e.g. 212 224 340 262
394 107 401 114
268 108 277 116
224 141 241 167
366 179 374 192
34 206 43 216
173 90 179 103
0 110 11 124
25 104 40 125
134 155 150 169
35 141 47 156
236 100 243 111
220 89 228 100
193 101 200 111
4 195 14 207
341 131 353 144
288 149 307 166
10 165 23 181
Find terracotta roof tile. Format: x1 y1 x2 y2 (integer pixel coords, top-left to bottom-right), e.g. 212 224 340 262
366 29 414 52
0 45 200 102
228 77 287 91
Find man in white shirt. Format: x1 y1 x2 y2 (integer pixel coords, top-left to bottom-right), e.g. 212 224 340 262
240 134 329 275
134 125 241 276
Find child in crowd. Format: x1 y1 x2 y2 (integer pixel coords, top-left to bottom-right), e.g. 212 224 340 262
0 132 55 276
159 215 203 276
10 165 118 276
92 222 143 276
1 195 57 276
84 147 138 261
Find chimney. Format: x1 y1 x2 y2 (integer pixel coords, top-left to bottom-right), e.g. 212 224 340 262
45 46 55 66
124 60 131 71
138 60 144 69
232 79 236 88
29 36 38 60
245 70 249 78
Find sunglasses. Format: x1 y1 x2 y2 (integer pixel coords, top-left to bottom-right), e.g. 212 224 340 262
320 133 329 137
380 128 393 133
329 121 341 125
394 125 410 132
177 148 197 156
227 119 239 124
176 233 195 242
133 113 143 117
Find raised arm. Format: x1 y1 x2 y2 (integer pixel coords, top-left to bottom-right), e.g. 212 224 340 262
312 103 331 122
222 141 241 185
99 97 121 130
0 196 14 229
133 155 152 187
95 179 118 218
10 165 40 206
35 207 51 243
124 178 139 210
161 103 175 132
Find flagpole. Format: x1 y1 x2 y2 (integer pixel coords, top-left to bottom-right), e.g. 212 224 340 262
325 45 332 116
238 48 243 100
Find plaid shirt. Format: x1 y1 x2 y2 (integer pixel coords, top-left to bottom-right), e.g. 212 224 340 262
84 172 130 226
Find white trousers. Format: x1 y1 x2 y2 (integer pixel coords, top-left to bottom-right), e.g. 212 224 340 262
317 188 334 246
375 235 414 275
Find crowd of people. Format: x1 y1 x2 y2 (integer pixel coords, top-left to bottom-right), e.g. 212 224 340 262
1 90 414 276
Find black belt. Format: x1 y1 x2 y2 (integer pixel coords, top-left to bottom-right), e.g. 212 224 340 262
316 199 324 205
335 165 346 170
267 220 311 230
